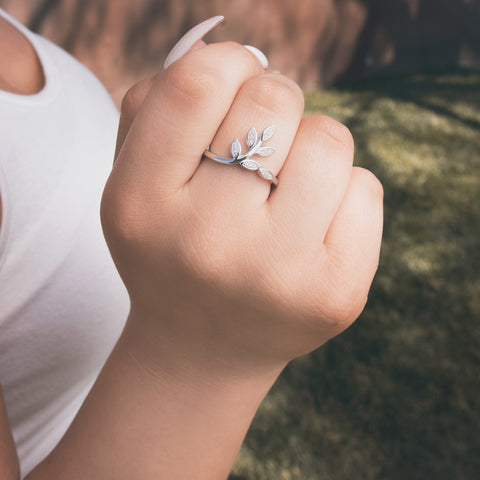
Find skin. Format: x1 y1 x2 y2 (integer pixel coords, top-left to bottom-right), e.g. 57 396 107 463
0 389 19 480
0 21 383 480
0 17 44 95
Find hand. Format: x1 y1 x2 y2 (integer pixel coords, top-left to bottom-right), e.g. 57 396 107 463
100 41 383 382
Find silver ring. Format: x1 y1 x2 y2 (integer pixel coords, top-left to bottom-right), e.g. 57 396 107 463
203 125 279 187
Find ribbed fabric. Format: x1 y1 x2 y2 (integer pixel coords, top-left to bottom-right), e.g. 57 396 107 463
0 9 129 477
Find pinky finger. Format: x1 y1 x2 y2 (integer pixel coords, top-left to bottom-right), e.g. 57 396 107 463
323 166 384 319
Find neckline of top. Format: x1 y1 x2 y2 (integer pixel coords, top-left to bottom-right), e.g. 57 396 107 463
0 8 59 105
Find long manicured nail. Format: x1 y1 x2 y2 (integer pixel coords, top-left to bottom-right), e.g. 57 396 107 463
163 15 225 69
243 45 269 69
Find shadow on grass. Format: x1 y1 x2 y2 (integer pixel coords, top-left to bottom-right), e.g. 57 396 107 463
347 68 480 129
231 69 480 480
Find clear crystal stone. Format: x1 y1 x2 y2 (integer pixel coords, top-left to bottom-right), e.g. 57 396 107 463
259 168 274 180
240 160 260 170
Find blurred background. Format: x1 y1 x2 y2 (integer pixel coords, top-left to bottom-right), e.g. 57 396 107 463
1 0 479 102
1 1 479 479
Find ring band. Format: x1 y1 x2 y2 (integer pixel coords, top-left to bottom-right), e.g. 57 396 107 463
203 125 279 187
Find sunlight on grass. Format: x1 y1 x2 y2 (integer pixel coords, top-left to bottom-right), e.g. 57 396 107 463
230 70 480 480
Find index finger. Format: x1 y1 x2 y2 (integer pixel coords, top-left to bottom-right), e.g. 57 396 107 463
113 42 265 196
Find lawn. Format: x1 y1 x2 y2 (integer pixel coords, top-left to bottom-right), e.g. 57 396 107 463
230 70 480 480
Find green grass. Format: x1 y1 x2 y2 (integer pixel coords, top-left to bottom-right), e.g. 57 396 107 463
230 70 480 480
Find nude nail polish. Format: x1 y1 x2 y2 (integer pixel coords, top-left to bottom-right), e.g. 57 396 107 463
243 45 269 69
163 17 269 71
163 15 225 69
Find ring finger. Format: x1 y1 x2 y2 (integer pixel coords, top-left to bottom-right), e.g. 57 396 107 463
187 73 304 206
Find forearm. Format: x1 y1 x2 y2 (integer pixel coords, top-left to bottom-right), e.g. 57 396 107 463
26 314 281 480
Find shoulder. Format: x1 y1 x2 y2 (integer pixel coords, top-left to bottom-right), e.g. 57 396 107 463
0 15 44 95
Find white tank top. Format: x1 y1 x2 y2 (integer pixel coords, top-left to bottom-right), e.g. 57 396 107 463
0 9 129 477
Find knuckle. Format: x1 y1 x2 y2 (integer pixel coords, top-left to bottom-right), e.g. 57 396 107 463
120 78 152 118
305 257 368 332
100 177 148 247
321 285 366 330
306 115 354 150
352 167 384 200
245 74 304 115
165 61 219 103
325 263 378 333
160 41 264 107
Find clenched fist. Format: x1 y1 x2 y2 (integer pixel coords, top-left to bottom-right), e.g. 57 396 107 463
100 40 383 381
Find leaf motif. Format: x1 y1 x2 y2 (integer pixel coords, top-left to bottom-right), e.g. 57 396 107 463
257 146 275 157
246 127 257 148
261 125 276 142
240 159 261 171
258 168 274 180
231 139 242 159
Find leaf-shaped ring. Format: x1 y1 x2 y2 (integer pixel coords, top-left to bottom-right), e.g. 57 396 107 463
202 125 279 187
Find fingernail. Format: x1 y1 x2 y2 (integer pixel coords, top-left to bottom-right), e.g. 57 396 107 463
243 45 269 69
163 15 224 69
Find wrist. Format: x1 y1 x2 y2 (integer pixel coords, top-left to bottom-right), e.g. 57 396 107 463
113 316 282 479
121 308 284 395
29 311 283 480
